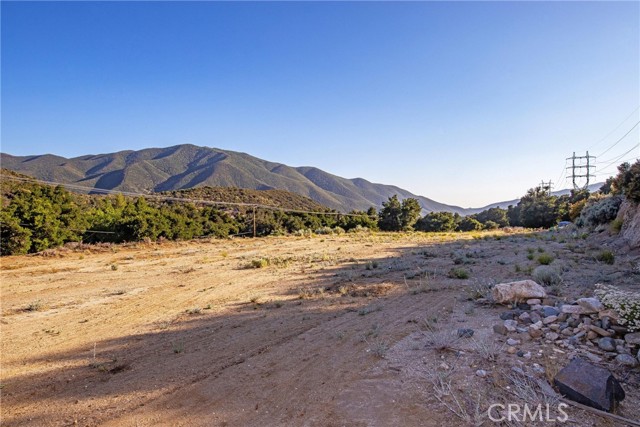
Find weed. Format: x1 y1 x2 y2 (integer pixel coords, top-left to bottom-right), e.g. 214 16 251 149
471 338 504 362
172 341 185 354
248 258 269 269
110 264 118 271
25 300 43 312
185 307 202 315
369 339 389 358
595 250 615 265
220 251 229 258
365 260 379 270
526 253 534 260
532 265 561 286
358 305 380 316
448 267 470 279
537 253 554 265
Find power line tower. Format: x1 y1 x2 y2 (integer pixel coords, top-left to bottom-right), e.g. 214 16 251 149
566 151 596 190
539 180 553 196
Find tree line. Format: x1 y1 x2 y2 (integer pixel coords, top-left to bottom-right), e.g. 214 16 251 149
2 160 638 255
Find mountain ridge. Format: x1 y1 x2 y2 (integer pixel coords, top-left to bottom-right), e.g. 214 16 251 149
1 144 473 214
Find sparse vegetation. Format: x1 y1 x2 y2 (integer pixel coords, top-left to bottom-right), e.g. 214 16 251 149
448 267 469 279
595 250 615 265
536 253 554 265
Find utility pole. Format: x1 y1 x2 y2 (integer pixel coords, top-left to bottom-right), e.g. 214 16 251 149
566 151 596 190
252 205 257 238
539 180 553 196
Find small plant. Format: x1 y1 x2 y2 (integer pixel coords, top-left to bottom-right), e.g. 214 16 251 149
172 341 185 354
25 300 43 312
526 253 534 260
110 264 118 271
448 267 469 279
595 284 640 331
532 265 561 286
369 339 389 358
185 307 202 315
365 260 379 270
466 279 493 301
514 264 521 273
595 250 615 265
249 258 269 269
220 251 229 258
537 253 554 265
610 218 623 233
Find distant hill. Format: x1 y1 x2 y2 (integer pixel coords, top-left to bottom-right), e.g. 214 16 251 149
0 144 470 214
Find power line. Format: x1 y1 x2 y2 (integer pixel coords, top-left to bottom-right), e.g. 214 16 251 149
596 144 640 175
596 120 640 158
588 106 640 151
0 174 373 218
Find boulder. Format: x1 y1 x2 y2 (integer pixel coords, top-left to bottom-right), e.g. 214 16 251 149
504 320 518 332
541 306 559 317
597 337 616 352
561 305 586 315
615 354 639 368
492 280 547 304
554 358 625 412
577 297 605 313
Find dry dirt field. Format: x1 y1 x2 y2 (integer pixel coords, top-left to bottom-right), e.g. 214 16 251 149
1 229 639 426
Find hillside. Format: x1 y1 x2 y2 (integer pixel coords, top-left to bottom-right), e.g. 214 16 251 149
0 145 469 214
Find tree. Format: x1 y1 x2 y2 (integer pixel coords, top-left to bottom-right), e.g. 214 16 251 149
457 216 482 232
612 160 640 202
378 196 403 231
400 198 422 230
471 207 509 228
415 211 457 232
0 210 32 255
517 187 559 228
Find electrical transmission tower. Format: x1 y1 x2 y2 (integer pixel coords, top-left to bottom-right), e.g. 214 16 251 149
566 151 596 190
539 180 553 196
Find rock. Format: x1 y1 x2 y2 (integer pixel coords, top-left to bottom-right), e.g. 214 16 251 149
493 324 508 335
529 312 542 323
500 310 521 320
577 297 605 313
476 369 488 377
616 345 630 355
585 352 603 363
529 328 543 339
615 354 639 368
561 305 586 315
523 351 531 359
527 298 541 305
598 309 619 320
518 312 532 324
531 320 543 329
507 346 517 354
516 327 528 334
516 350 525 357
624 332 640 346
590 325 612 337
587 331 599 341
554 358 625 412
507 338 520 346
611 325 628 335
543 315 558 325
492 280 547 304
532 363 545 374
504 320 518 332
597 337 616 352
549 324 560 331
561 328 573 336
546 332 559 341
601 317 611 331
457 328 474 338
542 306 559 317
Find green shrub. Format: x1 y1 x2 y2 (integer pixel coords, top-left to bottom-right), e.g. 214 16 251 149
537 253 554 265
249 258 269 269
596 250 615 265
448 267 470 279
576 195 623 228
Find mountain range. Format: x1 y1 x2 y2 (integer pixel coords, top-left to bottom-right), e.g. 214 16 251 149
0 144 601 215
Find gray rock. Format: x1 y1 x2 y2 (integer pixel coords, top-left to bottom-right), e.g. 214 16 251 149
561 328 573 336
519 312 532 324
546 332 560 341
542 306 559 317
616 346 630 355
529 328 543 339
624 332 640 346
527 298 541 305
590 325 612 337
615 354 639 368
577 297 605 313
493 324 508 335
543 315 558 325
562 305 586 315
504 320 518 332
601 317 611 330
476 369 488 377
507 338 521 346
554 358 625 412
529 311 542 323
597 337 616 352
500 310 520 320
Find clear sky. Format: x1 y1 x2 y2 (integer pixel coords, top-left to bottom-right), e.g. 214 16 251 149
2 1 639 208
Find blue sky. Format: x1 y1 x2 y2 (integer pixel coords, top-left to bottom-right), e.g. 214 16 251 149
2 1 638 207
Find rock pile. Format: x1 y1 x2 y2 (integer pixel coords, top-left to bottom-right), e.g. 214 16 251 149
491 282 640 368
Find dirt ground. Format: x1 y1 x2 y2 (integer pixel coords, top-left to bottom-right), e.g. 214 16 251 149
1 229 639 426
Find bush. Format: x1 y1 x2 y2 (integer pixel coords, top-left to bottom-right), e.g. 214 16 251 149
456 217 482 232
448 267 470 279
576 195 623 228
249 258 269 269
595 284 640 331
532 265 561 286
611 160 640 202
537 253 554 265
596 250 615 265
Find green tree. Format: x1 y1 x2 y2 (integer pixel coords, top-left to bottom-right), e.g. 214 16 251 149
456 216 482 232
517 187 559 228
415 211 457 232
378 195 403 231
0 210 32 255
